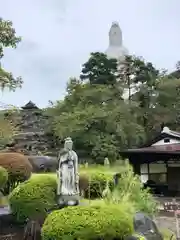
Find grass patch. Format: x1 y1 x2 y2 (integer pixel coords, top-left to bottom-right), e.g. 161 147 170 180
30 165 125 182
31 165 119 176
161 229 175 240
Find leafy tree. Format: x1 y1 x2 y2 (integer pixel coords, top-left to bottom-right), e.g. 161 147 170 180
0 108 19 149
154 77 180 130
0 68 22 91
120 55 159 104
0 18 22 91
48 53 180 162
49 80 145 163
168 61 180 79
80 52 119 85
0 18 22 148
119 55 160 137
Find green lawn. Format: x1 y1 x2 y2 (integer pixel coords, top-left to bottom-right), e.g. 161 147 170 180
31 164 123 178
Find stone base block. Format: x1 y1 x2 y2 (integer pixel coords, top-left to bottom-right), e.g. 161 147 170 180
57 194 79 208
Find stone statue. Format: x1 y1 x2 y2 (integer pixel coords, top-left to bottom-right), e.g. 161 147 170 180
104 157 110 166
57 137 79 206
105 21 128 62
109 21 123 46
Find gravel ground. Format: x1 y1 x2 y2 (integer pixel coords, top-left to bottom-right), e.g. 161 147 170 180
155 215 177 234
154 197 180 235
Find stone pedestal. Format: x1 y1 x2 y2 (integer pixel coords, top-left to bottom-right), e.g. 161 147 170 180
57 194 79 208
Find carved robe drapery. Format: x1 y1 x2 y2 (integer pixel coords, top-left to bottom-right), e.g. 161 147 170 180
57 150 79 196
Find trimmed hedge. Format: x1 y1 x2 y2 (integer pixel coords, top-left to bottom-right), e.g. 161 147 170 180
9 174 57 223
0 152 32 193
30 169 115 200
0 166 8 189
8 168 116 223
42 203 134 240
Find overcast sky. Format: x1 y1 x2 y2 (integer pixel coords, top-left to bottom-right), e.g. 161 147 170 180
0 0 180 108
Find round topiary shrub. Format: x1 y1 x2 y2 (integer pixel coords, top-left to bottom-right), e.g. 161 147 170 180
0 166 8 190
80 171 114 199
42 204 134 240
9 174 57 223
0 152 33 193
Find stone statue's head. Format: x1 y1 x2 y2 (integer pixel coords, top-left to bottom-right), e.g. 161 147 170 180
64 137 73 150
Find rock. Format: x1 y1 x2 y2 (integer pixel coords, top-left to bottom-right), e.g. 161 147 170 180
0 206 11 215
0 206 13 228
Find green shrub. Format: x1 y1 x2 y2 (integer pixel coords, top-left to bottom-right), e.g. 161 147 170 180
80 170 114 199
106 163 158 215
9 174 57 223
0 166 8 190
42 203 134 240
30 168 115 200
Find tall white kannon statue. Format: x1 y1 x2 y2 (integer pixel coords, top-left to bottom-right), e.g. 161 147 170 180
105 22 128 62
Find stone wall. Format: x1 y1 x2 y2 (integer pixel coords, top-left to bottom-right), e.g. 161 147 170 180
5 104 58 156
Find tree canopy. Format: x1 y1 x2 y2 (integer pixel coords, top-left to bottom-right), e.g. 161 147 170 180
0 17 22 91
80 52 119 85
47 52 177 163
0 17 22 148
49 81 145 163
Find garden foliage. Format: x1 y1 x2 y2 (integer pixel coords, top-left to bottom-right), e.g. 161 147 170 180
0 152 32 193
80 168 114 198
0 166 8 190
9 163 157 228
42 203 134 240
106 163 158 215
9 174 57 223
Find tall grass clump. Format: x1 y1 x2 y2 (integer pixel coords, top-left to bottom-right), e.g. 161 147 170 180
103 162 158 216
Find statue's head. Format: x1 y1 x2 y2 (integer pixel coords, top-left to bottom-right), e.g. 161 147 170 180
64 137 73 150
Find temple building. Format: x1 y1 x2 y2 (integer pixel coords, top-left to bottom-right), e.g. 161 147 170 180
120 126 180 196
7 101 50 155
105 22 128 62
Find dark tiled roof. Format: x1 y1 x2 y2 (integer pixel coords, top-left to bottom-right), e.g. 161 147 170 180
21 101 39 110
124 143 180 153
